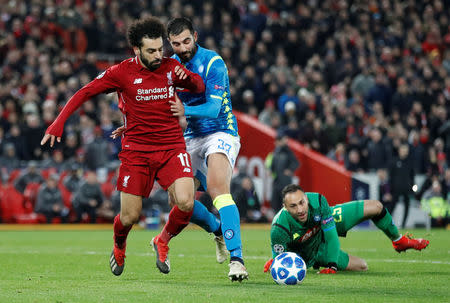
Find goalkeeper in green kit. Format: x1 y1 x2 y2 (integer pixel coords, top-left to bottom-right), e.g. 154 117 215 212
264 184 429 274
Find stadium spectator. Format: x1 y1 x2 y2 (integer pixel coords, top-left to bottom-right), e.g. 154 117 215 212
0 143 21 172
258 100 280 128
366 128 392 171
443 168 450 199
62 164 82 193
346 149 364 173
40 149 65 172
267 132 299 212
420 180 448 228
232 175 265 223
35 173 69 223
85 126 109 170
389 144 415 228
72 171 103 224
377 168 395 215
14 161 44 193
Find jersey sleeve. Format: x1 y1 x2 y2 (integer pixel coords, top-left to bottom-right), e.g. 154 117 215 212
270 222 291 258
46 65 122 137
183 57 225 118
319 194 340 266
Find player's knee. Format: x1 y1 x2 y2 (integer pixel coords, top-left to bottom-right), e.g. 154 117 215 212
174 192 194 212
365 199 383 217
207 186 229 200
373 200 383 215
120 211 140 225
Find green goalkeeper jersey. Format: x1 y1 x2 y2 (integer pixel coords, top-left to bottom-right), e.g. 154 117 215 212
270 192 340 267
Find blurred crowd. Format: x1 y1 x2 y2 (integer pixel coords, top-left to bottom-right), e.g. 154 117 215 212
0 0 449 224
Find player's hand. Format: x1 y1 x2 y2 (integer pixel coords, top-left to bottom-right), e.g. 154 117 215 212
263 258 274 273
40 133 61 148
169 93 185 116
174 65 187 80
111 125 126 139
318 263 337 274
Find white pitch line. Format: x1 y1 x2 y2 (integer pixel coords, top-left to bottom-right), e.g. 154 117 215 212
2 249 450 265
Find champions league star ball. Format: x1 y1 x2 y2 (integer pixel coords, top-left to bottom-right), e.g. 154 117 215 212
271 252 307 285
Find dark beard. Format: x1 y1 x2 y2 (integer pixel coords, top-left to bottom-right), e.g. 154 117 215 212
140 54 161 71
180 45 198 63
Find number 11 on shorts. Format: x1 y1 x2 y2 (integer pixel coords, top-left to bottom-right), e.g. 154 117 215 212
177 152 191 167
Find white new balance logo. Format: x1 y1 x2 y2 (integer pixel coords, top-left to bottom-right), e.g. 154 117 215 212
123 175 130 187
133 78 142 84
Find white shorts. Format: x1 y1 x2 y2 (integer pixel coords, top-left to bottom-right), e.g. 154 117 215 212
185 132 241 191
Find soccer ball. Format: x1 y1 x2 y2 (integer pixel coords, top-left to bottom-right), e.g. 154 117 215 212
271 252 307 285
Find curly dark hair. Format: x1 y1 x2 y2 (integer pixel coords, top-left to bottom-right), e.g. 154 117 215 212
128 17 166 48
281 184 304 201
167 17 194 36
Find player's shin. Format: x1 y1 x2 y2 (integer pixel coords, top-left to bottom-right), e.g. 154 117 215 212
190 200 221 235
214 194 243 262
113 214 132 247
372 207 401 241
159 205 193 243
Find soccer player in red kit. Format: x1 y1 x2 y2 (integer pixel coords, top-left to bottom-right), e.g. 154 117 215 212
40 18 205 275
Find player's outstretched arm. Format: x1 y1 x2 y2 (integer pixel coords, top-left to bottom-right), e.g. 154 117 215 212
42 67 120 147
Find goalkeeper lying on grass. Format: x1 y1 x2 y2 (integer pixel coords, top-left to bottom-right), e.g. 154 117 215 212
264 184 429 274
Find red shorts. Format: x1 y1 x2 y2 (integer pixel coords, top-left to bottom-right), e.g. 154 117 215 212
117 148 193 197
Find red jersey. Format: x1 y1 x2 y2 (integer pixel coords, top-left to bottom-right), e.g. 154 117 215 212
46 57 205 152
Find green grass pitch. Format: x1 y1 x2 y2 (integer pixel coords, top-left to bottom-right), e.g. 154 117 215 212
0 226 448 303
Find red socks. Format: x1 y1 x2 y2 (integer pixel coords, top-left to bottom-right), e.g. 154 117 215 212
159 205 193 243
113 214 132 248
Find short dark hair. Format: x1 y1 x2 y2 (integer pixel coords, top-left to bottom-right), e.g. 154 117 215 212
281 184 304 201
167 17 194 36
128 17 166 48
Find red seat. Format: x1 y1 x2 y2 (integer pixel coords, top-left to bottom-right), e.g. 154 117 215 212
0 184 26 223
7 169 21 184
23 182 41 212
101 182 115 199
41 168 57 180
58 171 69 185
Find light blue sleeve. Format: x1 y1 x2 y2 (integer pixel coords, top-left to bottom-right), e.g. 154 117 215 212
184 57 226 118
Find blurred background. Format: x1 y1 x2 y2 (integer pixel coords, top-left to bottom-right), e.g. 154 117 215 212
0 0 448 229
